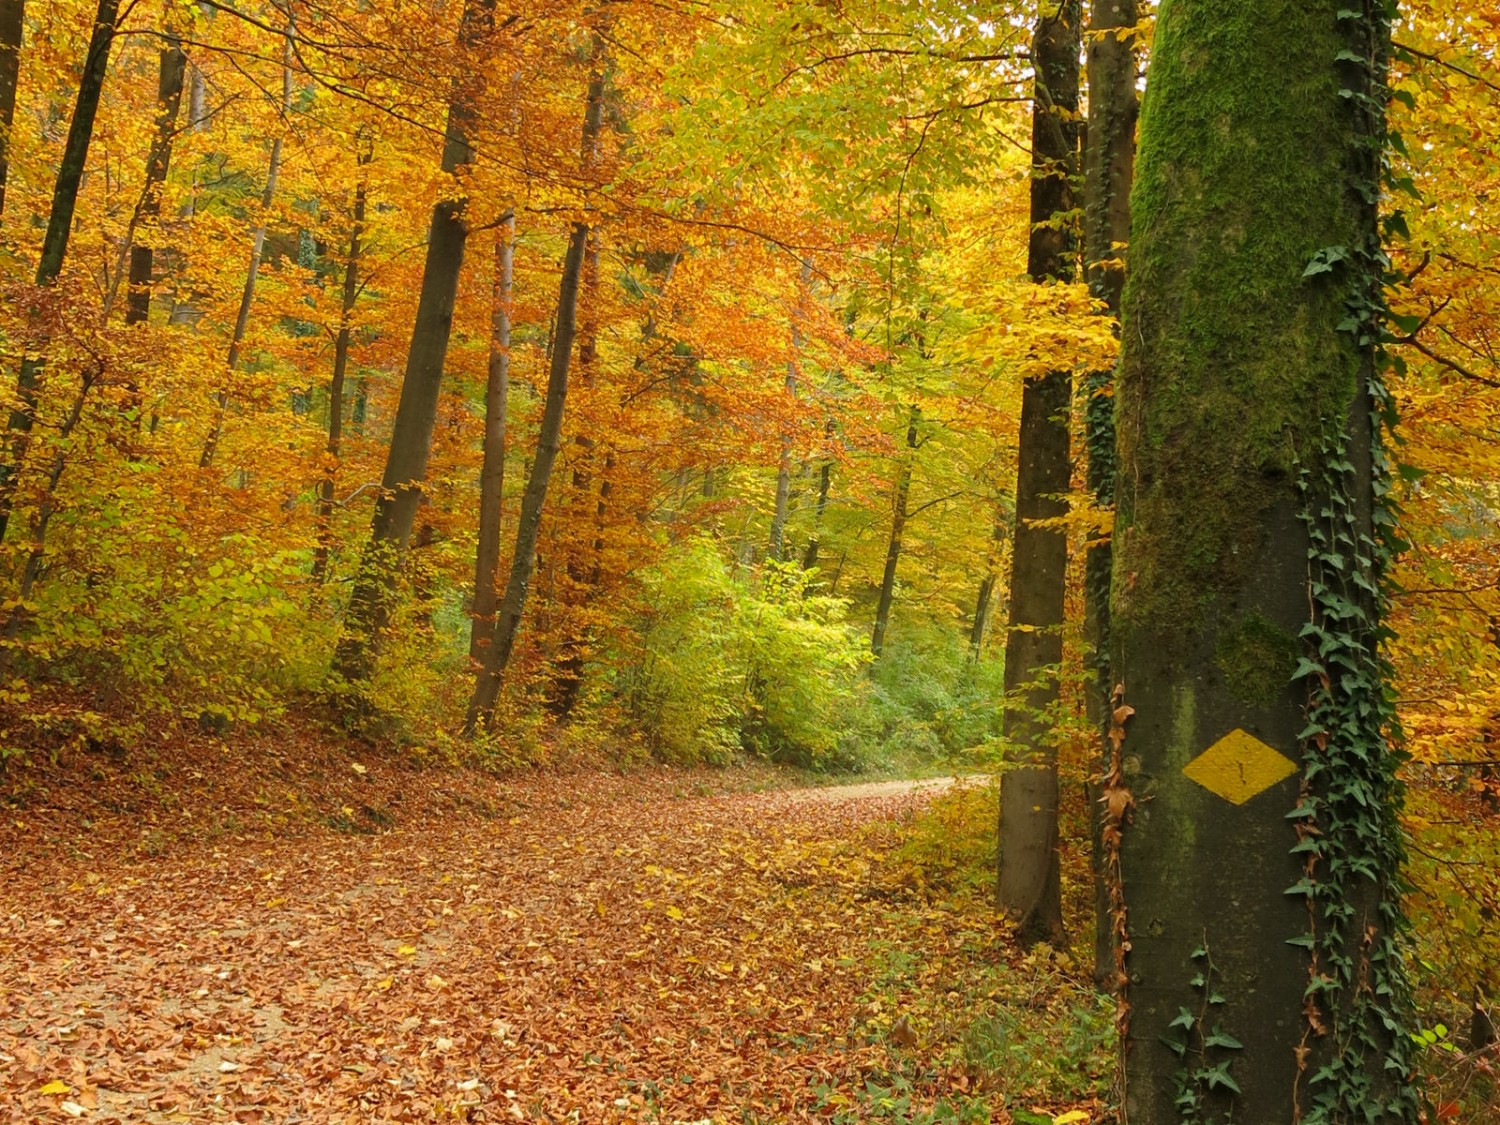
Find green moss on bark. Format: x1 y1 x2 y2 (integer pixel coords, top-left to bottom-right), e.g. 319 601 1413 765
1216 611 1299 707
1113 0 1365 644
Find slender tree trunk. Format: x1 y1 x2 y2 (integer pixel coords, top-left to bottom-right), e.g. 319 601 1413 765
331 0 496 690
312 152 370 582
166 37 210 331
549 227 602 712
0 0 23 223
1112 3 1414 1120
103 35 186 326
996 0 1080 948
0 0 120 545
1082 0 1138 985
466 222 591 733
769 260 810 562
467 46 608 733
801 418 836 572
199 23 293 469
871 404 919 656
767 356 796 562
469 214 515 660
970 506 1008 657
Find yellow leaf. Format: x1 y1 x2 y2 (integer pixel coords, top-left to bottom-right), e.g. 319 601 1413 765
40 1080 71 1095
665 905 685 922
397 944 417 956
1053 1112 1090 1125
376 977 394 990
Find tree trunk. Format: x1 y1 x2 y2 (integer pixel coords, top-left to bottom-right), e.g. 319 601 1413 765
466 221 591 733
969 507 1008 657
199 23 292 470
103 35 186 327
996 0 1080 949
871 404 919 656
312 150 370 583
769 260 810 562
1111 3 1415 1121
0 0 23 223
1082 0 1138 986
466 50 608 734
469 214 514 660
0 0 120 545
801 418 836 572
331 0 496 690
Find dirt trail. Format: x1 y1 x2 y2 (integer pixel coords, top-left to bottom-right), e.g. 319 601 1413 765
0 770 981 1123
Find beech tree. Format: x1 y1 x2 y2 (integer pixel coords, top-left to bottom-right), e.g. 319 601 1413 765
331 0 496 690
996 0 1081 948
1109 1 1417 1120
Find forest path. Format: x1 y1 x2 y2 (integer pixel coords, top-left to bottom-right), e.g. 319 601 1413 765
1 769 986 1123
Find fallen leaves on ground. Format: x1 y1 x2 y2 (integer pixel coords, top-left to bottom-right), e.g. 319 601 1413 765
1 746 1103 1123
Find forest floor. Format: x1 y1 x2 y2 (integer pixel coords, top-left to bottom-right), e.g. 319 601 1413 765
0 726 1110 1124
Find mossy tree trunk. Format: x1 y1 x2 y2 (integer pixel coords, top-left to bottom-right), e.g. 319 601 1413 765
996 0 1080 949
1111 2 1415 1121
1082 0 1138 985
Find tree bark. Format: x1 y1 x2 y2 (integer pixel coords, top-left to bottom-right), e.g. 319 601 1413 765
1112 2 1414 1121
312 148 370 583
0 0 120 545
871 404 919 656
1082 0 1138 985
0 0 23 223
996 0 1081 949
199 22 293 470
469 214 515 660
331 0 496 689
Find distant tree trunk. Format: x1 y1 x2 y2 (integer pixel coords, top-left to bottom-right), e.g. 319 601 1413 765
801 418 836 572
1082 0 1138 985
166 36 210 332
199 22 292 470
871 404 919 656
469 214 515 660
769 260 810 562
767 356 796 562
102 35 186 330
1112 4 1414 1121
0 0 120 546
466 221 591 733
0 0 23 223
312 149 370 583
331 0 496 691
996 0 1080 949
969 507 1008 657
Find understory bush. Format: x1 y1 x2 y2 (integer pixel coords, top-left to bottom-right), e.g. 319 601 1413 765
613 536 871 767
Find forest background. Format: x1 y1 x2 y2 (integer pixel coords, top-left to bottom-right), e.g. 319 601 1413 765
0 0 1496 1117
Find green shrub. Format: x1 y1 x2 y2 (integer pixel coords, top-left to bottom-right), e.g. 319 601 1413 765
613 537 871 767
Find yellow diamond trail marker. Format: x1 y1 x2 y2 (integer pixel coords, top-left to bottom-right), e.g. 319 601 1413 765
1182 728 1297 805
